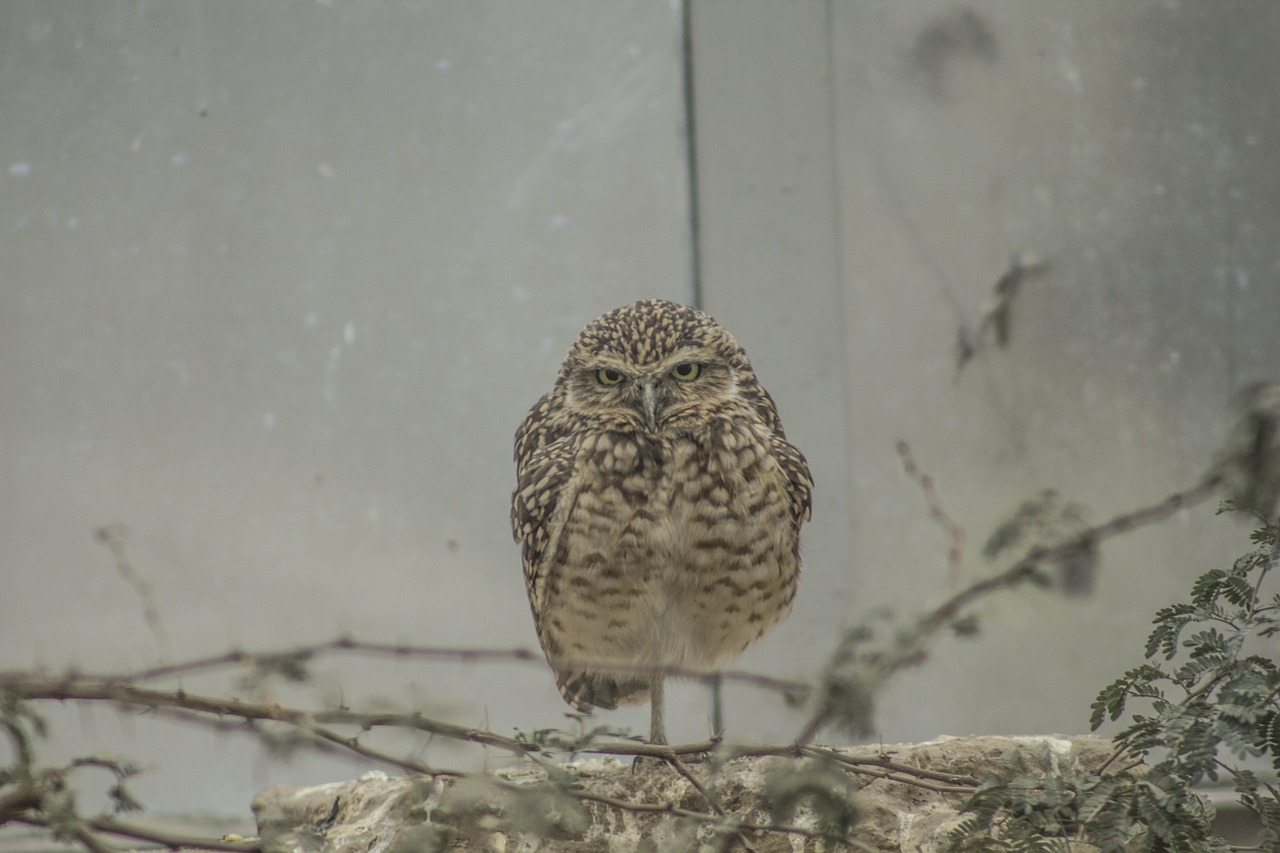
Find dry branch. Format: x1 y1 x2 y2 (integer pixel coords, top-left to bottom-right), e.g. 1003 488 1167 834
796 471 1226 742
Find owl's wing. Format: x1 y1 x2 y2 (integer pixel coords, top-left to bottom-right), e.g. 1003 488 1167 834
753 386 814 529
511 399 580 635
771 434 814 529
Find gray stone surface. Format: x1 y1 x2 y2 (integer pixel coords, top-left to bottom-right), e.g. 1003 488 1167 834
251 735 1116 852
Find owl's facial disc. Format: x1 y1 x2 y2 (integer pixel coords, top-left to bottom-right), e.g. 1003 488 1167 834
568 347 725 433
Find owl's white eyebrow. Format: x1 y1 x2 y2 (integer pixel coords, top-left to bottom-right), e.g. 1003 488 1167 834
584 356 631 371
663 346 704 362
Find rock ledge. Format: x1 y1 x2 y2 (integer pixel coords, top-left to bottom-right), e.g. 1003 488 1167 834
252 734 1115 852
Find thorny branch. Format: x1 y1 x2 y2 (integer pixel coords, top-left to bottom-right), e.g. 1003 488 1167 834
800 746 980 791
83 637 810 701
0 670 976 788
915 472 1223 641
795 471 1227 743
0 674 532 759
897 439 966 589
94 525 170 661
0 667 974 851
11 815 262 853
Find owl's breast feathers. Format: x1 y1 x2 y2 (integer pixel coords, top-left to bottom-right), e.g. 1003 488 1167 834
512 403 812 710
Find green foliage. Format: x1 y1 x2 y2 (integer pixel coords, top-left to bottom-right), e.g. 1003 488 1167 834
949 772 1208 853
983 489 1098 596
439 775 589 844
957 507 1280 853
1100 508 1280 783
383 823 456 853
809 622 882 738
237 651 314 691
762 756 860 838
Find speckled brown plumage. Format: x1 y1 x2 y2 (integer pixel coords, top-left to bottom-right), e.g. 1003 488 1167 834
511 299 812 743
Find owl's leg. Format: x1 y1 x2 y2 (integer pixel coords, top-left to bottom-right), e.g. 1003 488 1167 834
648 674 666 745
710 672 724 737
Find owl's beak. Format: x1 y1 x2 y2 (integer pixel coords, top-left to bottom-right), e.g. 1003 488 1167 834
640 382 658 431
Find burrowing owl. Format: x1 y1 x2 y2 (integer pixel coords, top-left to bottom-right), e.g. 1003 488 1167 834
511 299 812 743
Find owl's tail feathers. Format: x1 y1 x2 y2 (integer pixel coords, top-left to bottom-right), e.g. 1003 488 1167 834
555 669 650 712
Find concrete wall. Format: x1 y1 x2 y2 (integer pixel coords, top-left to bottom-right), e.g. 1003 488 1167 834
2 0 1277 819
0 1 691 816
690 0 1280 746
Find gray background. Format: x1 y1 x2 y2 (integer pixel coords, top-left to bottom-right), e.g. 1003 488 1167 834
2 0 1278 820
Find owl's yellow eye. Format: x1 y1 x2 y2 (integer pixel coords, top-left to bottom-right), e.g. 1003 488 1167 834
596 368 625 386
671 362 702 381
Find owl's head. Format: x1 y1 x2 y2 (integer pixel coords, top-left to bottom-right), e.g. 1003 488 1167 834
555 299 773 433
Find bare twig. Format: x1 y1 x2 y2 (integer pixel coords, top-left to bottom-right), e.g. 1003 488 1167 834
897 440 966 588
298 722 450 777
0 674 535 758
803 745 981 788
100 638 811 703
569 785 877 852
94 525 169 662
120 640 542 683
12 815 263 853
664 754 725 815
68 822 116 853
96 700 457 779
656 752 761 853
588 738 723 758
0 785 42 823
